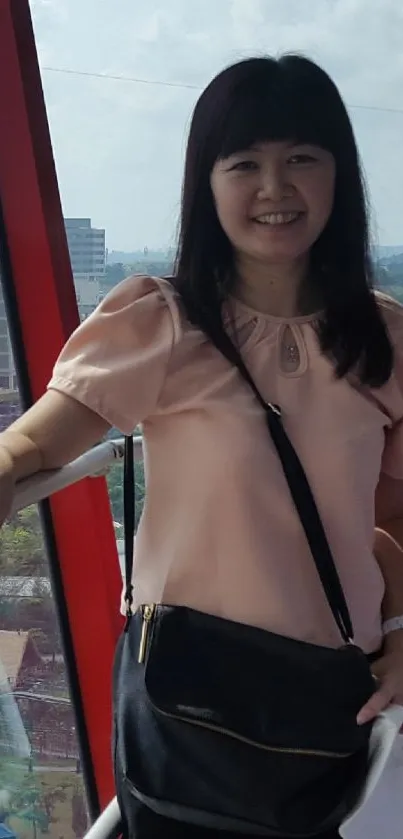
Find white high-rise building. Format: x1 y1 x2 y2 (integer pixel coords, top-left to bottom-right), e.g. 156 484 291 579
0 279 16 391
0 277 20 432
64 218 105 276
64 218 106 319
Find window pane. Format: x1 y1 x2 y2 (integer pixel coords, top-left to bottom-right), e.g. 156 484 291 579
28 0 403 562
0 278 89 839
30 0 403 303
106 446 144 582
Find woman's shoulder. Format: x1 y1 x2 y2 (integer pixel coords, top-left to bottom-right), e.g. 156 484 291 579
103 273 181 328
47 275 190 434
106 272 176 297
375 290 403 336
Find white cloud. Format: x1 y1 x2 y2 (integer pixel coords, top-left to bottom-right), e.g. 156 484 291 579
29 0 403 249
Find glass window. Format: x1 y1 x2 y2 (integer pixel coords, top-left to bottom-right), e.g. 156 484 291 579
29 0 403 306
27 0 403 615
22 1 402 821
0 276 89 839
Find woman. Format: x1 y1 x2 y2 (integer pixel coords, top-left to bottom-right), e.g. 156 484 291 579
1 54 403 837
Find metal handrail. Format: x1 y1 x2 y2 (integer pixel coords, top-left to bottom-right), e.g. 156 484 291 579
84 797 122 839
8 440 141 837
11 435 143 514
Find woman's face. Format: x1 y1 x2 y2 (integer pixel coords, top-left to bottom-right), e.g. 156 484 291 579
210 140 336 267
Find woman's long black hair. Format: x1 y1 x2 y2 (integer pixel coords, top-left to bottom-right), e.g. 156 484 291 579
174 54 392 387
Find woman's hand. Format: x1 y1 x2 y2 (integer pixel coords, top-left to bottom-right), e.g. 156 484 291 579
357 633 403 725
358 526 403 724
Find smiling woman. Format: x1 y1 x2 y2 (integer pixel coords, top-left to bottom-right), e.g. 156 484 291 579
2 0 403 836
210 141 335 313
2 45 403 839
176 54 391 383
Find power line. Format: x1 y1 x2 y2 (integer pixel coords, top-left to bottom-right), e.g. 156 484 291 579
350 102 403 115
42 65 199 91
41 65 403 116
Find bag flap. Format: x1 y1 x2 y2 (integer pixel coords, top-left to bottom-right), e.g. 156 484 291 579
142 605 375 755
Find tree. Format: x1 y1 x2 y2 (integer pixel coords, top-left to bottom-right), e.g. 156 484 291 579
106 460 145 528
0 506 47 577
12 777 50 838
0 756 25 822
71 789 87 838
3 765 69 837
0 503 62 653
104 263 126 286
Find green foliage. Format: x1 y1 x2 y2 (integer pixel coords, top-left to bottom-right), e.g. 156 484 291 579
0 505 61 653
0 760 70 837
0 507 47 577
106 460 145 528
0 458 145 652
103 262 127 287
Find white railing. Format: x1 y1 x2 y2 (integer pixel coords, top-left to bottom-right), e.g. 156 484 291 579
83 797 121 839
9 441 132 838
11 435 143 514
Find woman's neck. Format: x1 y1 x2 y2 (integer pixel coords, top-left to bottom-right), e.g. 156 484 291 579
233 254 319 318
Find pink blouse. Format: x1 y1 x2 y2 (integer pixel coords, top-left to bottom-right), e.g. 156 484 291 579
48 275 403 653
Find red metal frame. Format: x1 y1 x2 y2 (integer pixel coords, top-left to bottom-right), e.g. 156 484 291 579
0 0 122 809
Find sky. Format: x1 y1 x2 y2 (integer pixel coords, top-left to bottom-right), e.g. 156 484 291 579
30 0 403 252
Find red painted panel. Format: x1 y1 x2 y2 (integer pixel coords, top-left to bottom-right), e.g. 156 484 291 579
0 0 122 809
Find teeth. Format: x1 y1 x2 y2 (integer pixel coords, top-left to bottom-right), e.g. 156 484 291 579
255 212 300 225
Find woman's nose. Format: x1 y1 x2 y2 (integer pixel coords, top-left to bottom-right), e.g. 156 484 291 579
257 165 294 202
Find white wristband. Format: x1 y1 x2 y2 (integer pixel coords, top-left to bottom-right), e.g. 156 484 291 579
382 616 403 636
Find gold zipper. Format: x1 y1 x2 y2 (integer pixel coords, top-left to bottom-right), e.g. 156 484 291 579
153 707 352 759
138 603 156 663
138 603 351 759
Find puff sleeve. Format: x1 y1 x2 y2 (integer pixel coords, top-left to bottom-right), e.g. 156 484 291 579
47 275 177 434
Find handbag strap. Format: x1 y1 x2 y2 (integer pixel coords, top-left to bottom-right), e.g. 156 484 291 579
123 434 135 623
123 330 354 644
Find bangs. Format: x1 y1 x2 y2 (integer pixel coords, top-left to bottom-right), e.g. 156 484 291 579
214 68 336 161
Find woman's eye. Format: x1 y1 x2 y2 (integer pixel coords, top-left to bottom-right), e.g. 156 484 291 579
288 154 317 165
231 160 258 172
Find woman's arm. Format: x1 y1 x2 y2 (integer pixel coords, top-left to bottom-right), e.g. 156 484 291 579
374 526 403 630
0 390 110 523
375 471 403 625
0 389 110 477
356 473 403 723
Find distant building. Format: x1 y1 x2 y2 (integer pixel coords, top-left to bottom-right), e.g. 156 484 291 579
74 273 102 320
64 218 106 320
0 280 16 392
0 630 42 690
0 278 20 432
0 577 51 599
64 218 105 276
0 387 21 433
0 220 107 414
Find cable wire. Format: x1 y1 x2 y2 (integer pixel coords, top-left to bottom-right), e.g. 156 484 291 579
41 65 403 115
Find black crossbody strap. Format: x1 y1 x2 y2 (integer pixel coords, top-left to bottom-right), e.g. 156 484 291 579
123 330 354 644
205 328 354 644
123 435 135 627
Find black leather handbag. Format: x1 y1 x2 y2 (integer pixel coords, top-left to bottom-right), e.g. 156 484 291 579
113 338 376 838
